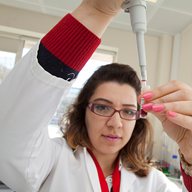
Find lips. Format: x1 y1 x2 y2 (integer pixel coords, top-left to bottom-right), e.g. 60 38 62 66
102 134 121 141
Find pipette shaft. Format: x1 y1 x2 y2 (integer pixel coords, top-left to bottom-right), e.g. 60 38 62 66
121 0 148 83
136 32 147 82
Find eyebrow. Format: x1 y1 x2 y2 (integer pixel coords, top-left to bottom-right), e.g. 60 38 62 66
92 98 137 108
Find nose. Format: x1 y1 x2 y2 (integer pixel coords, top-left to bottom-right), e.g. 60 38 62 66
106 111 123 129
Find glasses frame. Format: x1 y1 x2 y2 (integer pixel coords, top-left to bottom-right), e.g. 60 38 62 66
88 102 141 120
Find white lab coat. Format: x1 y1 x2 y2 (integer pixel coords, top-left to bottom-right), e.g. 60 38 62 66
0 43 182 192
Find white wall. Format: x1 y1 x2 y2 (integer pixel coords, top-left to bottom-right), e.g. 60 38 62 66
0 4 59 34
178 24 192 86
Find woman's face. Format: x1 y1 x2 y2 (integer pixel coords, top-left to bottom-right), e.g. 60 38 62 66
85 81 138 159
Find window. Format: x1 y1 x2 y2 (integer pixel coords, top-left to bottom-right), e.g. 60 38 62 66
72 50 116 89
0 33 38 84
22 40 37 57
0 51 16 83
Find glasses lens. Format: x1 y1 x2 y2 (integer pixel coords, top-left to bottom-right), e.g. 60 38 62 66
92 103 113 116
120 108 138 120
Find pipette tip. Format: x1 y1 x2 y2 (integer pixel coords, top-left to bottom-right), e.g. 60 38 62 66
139 80 150 119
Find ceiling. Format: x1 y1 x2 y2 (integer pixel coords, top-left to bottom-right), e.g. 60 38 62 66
0 0 192 35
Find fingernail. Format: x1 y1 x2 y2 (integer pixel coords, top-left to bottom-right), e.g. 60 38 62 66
142 103 153 111
142 92 153 100
167 111 177 117
152 104 164 112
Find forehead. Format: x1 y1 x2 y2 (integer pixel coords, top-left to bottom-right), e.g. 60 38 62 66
90 82 137 104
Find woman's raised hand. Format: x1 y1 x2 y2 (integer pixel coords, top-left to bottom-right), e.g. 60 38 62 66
141 80 192 164
71 0 124 37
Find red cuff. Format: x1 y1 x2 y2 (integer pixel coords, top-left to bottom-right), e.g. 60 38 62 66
181 164 192 191
41 14 101 72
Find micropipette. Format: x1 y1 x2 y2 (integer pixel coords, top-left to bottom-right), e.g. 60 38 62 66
121 0 150 118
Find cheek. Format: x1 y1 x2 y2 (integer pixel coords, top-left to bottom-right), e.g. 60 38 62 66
85 111 91 134
85 109 105 129
85 111 101 146
85 110 107 142
85 109 95 130
124 122 136 140
85 110 100 136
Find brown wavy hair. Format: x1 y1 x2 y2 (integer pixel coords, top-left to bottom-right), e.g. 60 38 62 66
61 63 154 177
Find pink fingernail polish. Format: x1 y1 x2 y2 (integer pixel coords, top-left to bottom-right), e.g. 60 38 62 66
142 103 153 111
167 111 177 117
152 104 164 112
142 92 153 100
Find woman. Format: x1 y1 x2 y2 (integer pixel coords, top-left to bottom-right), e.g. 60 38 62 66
0 0 191 191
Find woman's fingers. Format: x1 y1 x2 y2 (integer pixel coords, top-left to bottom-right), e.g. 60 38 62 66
140 80 192 103
143 101 192 115
164 101 192 116
166 111 192 132
142 101 192 131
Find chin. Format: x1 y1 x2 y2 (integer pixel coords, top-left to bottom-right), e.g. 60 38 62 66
99 146 121 156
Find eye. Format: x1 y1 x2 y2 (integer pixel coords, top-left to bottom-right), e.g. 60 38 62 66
94 104 111 112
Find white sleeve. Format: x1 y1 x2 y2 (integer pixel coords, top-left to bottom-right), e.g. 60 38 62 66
154 169 182 192
0 43 73 192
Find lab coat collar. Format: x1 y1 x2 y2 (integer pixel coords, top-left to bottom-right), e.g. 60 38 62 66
83 147 137 192
83 148 101 192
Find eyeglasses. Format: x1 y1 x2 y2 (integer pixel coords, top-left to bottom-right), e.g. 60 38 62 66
88 103 140 120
